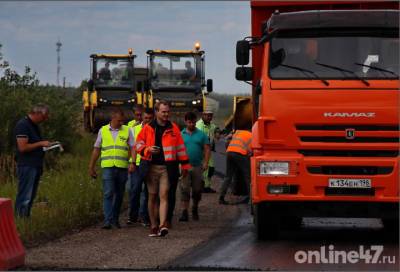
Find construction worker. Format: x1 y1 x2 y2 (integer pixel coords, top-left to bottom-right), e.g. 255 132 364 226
196 108 217 193
14 104 51 217
179 112 210 222
127 108 154 226
89 107 136 229
219 129 252 205
128 104 144 128
135 100 190 237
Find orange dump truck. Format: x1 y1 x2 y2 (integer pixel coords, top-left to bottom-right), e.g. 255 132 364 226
235 1 399 239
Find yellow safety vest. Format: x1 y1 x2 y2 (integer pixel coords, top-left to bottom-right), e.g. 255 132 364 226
128 120 140 128
100 125 130 168
129 124 142 165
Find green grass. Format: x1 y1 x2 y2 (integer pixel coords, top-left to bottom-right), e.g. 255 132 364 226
0 135 105 245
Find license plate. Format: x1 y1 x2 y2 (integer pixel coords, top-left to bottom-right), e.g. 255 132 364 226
328 178 371 188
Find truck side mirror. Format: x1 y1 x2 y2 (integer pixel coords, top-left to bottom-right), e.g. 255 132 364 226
236 40 250 65
88 79 94 92
206 79 213 93
235 67 253 81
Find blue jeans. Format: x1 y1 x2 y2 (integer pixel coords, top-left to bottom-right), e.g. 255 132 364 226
15 166 43 217
128 160 149 221
102 167 128 225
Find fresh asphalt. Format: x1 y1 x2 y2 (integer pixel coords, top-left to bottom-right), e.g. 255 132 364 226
166 204 398 271
165 140 399 271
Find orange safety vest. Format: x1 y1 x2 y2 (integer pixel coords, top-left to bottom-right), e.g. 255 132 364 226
135 120 191 170
226 130 252 156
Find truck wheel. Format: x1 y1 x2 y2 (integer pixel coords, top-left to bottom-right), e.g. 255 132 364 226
281 216 303 230
254 203 280 240
382 218 399 232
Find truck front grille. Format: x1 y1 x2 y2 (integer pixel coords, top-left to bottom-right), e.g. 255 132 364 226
298 150 399 157
296 124 399 144
300 136 399 143
296 125 399 131
307 166 393 175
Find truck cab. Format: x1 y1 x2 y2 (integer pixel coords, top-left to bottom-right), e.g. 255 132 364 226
236 2 399 239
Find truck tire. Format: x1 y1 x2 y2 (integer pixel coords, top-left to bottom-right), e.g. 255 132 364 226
382 218 399 232
254 203 280 240
281 216 303 230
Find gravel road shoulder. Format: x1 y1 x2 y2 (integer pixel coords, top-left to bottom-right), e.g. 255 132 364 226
25 178 240 270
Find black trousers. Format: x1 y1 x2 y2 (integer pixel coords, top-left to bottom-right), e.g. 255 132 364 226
220 152 250 198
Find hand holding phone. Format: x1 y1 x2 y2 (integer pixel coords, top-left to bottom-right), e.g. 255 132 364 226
149 146 161 154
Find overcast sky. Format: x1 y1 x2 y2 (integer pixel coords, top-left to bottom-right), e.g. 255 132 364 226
0 1 251 94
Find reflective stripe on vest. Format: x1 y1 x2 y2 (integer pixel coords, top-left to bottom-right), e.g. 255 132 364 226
129 124 142 165
101 125 130 168
226 130 252 156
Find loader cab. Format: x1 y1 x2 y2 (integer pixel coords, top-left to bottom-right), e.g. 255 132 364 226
83 50 138 132
90 53 136 91
147 49 212 93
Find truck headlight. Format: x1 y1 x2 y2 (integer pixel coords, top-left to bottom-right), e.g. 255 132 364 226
259 161 289 176
192 101 197 105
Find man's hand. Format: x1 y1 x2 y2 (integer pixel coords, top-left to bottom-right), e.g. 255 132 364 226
40 141 51 147
89 167 97 179
149 146 161 154
128 163 136 173
202 162 208 172
181 169 189 178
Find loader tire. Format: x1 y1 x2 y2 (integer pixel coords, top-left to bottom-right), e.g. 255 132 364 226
83 111 91 132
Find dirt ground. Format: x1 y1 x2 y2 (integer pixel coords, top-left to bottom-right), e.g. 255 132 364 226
25 178 241 270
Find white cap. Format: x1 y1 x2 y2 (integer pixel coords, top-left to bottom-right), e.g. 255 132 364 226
203 106 213 114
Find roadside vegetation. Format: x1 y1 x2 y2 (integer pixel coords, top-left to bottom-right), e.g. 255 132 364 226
0 43 103 244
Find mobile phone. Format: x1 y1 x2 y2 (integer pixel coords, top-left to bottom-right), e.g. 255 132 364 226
152 146 160 150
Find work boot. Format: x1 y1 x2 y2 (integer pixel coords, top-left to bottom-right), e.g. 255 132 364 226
203 187 216 193
126 217 137 225
179 210 189 222
112 222 122 229
219 196 229 205
192 207 199 221
101 223 112 230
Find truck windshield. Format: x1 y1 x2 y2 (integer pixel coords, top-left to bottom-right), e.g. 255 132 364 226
95 58 134 88
150 54 201 90
269 31 399 80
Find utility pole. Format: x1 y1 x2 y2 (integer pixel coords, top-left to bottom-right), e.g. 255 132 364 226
56 38 62 86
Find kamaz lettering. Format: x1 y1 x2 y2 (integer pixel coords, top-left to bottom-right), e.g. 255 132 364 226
323 112 376 118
